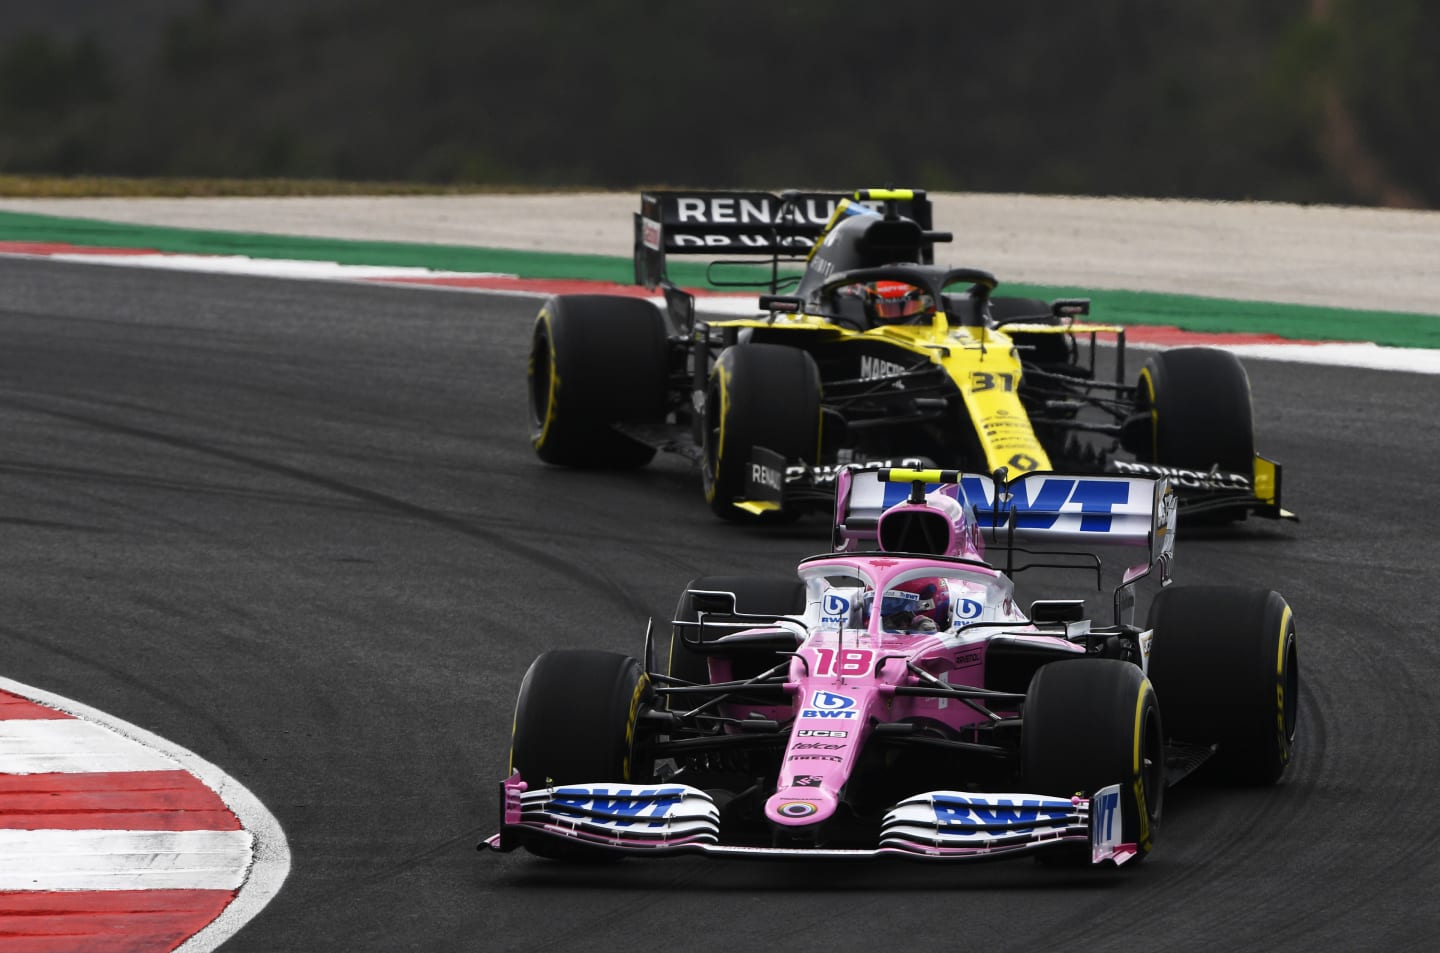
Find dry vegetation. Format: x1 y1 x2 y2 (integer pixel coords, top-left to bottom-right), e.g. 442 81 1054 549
2 1 1436 209
0 175 526 197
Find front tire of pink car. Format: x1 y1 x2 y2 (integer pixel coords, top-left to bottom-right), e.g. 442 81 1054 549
1022 658 1164 866
508 649 651 860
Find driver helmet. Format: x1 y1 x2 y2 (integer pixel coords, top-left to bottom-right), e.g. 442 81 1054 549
872 578 951 633
866 280 934 323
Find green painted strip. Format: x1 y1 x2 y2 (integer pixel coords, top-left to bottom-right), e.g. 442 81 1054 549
1000 284 1440 349
0 209 630 281
2 209 1436 349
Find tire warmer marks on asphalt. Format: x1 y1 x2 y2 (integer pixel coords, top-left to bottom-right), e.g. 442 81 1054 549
0 687 262 953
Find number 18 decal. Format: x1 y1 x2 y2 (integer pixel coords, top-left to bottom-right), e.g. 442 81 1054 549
812 648 874 676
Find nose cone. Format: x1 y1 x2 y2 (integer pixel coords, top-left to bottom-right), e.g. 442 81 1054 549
766 785 840 826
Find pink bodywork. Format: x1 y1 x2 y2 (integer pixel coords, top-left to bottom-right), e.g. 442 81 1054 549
488 467 1170 861
740 552 1083 828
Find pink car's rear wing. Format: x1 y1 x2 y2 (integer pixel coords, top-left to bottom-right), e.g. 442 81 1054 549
834 466 1176 572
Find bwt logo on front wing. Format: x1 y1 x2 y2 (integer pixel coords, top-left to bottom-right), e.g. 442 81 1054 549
549 787 688 828
933 798 1063 834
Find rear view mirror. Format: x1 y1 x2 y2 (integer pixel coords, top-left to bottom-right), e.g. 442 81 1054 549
689 590 738 614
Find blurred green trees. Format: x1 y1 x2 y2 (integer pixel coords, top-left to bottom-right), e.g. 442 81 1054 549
0 0 1433 208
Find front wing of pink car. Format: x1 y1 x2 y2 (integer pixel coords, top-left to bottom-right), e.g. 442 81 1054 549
484 773 1137 865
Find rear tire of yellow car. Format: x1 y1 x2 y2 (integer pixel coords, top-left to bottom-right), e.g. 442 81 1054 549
528 294 669 468
1022 659 1163 865
701 343 821 521
1146 585 1298 785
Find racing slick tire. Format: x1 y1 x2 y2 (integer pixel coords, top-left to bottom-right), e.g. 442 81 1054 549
702 343 822 522
528 294 670 468
508 649 651 859
1146 585 1298 785
669 575 807 692
1022 659 1163 865
1125 346 1256 474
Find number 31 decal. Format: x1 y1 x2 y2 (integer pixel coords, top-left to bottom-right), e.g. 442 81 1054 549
970 371 1016 393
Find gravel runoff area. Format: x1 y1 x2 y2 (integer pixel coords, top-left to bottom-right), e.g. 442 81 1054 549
2 192 1439 316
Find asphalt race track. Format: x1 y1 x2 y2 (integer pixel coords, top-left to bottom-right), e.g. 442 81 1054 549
3 256 1439 952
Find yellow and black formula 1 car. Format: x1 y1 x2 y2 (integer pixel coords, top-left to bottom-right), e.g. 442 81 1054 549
527 188 1294 524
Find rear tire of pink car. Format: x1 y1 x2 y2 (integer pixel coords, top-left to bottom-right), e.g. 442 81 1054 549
669 575 806 691
1147 585 1298 785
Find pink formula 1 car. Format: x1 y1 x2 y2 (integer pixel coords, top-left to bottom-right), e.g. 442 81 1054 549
485 466 1298 865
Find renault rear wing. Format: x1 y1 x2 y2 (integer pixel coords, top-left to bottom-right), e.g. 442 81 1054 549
634 189 936 290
